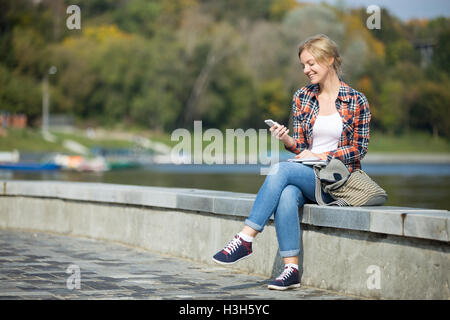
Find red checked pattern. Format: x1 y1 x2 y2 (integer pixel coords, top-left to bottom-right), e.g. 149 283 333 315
285 80 371 173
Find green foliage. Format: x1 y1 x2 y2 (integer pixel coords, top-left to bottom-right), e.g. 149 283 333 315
365 8 406 43
379 80 404 134
432 29 450 74
369 130 450 153
113 0 163 37
410 79 450 138
257 79 290 125
385 39 420 66
199 0 274 22
66 0 119 17
0 64 42 121
0 0 449 141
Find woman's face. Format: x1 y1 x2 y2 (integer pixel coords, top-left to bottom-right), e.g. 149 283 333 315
299 49 332 84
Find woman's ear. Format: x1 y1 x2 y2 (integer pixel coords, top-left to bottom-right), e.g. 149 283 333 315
328 56 334 68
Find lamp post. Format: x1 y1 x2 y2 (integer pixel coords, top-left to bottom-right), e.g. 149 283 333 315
42 66 57 135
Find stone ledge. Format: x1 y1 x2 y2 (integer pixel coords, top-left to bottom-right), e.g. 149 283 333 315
1 180 449 243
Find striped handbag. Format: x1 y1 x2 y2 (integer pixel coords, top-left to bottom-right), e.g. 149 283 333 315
313 158 388 207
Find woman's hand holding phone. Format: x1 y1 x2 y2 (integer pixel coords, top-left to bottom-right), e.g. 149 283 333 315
265 119 294 148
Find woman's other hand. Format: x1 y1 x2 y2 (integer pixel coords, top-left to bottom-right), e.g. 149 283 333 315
295 150 328 160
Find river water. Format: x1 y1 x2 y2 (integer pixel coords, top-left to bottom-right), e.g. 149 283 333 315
1 161 449 210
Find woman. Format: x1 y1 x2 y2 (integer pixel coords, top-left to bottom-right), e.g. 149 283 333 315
212 34 371 290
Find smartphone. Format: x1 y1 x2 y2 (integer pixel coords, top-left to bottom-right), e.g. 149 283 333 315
264 119 279 127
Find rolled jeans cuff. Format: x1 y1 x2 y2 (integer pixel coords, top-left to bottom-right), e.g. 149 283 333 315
244 218 264 232
279 249 300 258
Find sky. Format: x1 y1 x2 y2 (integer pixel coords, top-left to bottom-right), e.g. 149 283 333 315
300 0 450 21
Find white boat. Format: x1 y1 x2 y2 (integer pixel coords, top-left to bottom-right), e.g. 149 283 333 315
0 150 19 163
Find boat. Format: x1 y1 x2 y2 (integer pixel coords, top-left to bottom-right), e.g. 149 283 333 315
53 154 109 172
0 150 19 163
0 162 61 171
107 161 140 170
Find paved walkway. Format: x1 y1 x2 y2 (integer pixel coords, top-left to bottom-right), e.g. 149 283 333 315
0 230 356 300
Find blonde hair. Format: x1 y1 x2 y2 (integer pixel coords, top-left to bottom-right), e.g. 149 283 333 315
298 34 342 76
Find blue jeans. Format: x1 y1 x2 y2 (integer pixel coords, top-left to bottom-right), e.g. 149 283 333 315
245 161 333 258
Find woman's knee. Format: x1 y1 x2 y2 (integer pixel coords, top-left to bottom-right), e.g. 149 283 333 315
278 185 304 210
267 162 292 180
280 184 299 198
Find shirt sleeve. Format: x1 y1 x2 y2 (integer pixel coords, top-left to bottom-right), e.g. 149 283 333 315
284 90 308 154
324 92 371 164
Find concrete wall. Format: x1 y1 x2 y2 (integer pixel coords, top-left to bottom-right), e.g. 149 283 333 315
0 180 449 299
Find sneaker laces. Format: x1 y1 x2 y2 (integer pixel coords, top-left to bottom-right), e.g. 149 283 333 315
276 266 295 281
223 235 242 254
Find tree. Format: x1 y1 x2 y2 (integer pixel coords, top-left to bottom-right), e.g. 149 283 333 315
385 39 420 66
0 64 41 122
411 80 450 139
177 9 246 127
113 0 163 38
378 80 404 134
431 29 450 74
269 0 299 21
280 5 346 91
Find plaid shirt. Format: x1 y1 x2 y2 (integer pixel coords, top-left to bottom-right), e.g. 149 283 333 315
285 80 371 173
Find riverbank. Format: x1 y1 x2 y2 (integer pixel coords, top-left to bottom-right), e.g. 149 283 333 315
362 153 450 164
1 127 449 162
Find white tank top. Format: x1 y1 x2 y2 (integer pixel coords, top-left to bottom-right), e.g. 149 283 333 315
310 112 343 154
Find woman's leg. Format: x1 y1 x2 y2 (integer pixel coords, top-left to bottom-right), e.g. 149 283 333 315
267 184 309 290
213 161 331 265
239 184 304 267
273 184 305 262
244 162 318 233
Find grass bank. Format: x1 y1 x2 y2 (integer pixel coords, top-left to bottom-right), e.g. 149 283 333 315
0 127 449 155
369 131 450 153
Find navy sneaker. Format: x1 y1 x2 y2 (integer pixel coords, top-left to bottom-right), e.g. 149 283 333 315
212 234 253 265
267 265 301 290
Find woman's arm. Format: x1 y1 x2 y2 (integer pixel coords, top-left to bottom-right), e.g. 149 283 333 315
283 90 308 154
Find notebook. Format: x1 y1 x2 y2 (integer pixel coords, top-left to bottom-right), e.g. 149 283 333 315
287 157 328 166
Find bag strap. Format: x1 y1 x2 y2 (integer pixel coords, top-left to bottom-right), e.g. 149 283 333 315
314 166 328 206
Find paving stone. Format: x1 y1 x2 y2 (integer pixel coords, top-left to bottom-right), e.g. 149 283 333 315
0 230 357 300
